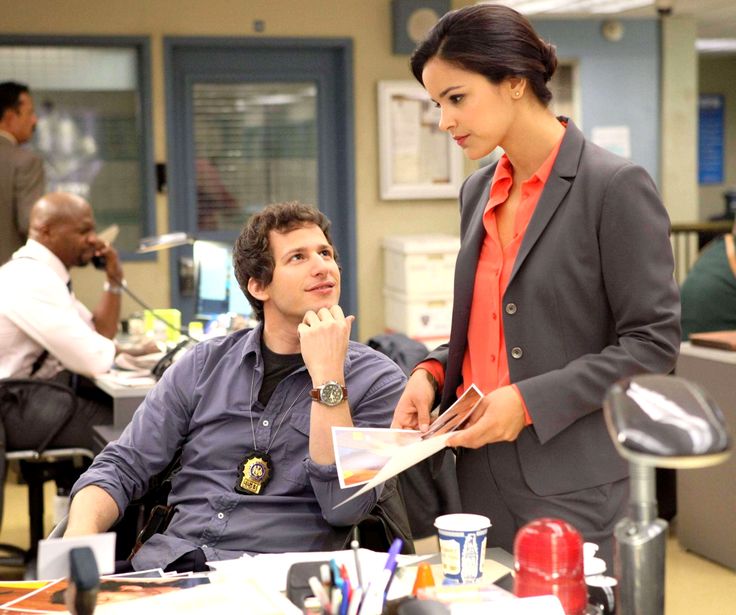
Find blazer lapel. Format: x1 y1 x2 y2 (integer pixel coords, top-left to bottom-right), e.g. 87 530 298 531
443 169 493 404
509 119 584 284
454 188 488 316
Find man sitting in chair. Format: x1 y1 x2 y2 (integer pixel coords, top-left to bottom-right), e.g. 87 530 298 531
65 202 407 572
0 192 131 526
0 192 128 447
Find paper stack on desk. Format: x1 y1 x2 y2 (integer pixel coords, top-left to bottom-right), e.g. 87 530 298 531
333 385 482 508
206 548 430 598
0 573 215 614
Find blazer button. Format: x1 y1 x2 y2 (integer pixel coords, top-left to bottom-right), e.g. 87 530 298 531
511 347 523 359
505 303 517 315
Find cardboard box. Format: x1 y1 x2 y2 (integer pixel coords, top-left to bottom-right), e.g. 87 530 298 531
383 234 460 297
383 288 453 340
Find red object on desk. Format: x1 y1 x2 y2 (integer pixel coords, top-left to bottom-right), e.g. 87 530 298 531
513 517 587 615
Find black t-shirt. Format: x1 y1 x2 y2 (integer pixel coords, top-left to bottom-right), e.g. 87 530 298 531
258 341 305 406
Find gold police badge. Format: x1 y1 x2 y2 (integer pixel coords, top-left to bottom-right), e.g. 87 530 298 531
235 451 273 495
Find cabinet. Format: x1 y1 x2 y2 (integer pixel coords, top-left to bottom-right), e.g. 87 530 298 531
675 342 736 570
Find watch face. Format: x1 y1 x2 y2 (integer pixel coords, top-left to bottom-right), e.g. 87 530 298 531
320 382 344 406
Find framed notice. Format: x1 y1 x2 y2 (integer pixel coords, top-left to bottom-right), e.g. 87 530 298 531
698 94 725 185
378 80 464 200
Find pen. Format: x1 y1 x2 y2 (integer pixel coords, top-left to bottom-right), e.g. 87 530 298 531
308 575 332 615
350 527 364 589
346 587 363 615
320 562 332 592
384 538 403 574
357 538 404 615
382 538 403 603
329 559 342 588
339 575 350 615
330 586 342 615
340 564 352 602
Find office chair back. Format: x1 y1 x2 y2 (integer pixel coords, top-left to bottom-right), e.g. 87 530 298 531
0 378 94 565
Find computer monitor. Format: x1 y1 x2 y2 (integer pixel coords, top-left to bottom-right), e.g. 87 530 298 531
194 240 252 319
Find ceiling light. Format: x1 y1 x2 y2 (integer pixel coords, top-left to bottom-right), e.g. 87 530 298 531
486 0 654 14
696 38 736 53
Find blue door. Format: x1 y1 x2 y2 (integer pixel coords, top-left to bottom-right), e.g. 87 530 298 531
164 37 355 326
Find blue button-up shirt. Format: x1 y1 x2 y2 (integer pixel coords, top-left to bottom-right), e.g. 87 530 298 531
72 324 406 570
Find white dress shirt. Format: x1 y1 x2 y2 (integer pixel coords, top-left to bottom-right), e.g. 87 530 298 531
0 239 115 379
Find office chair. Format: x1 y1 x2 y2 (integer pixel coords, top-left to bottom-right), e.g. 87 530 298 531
48 473 415 570
0 378 94 566
603 374 731 615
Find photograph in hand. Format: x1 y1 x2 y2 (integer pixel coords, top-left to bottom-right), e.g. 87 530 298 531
420 384 482 439
332 385 483 490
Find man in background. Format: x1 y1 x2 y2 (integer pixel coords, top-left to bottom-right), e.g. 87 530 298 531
0 81 45 264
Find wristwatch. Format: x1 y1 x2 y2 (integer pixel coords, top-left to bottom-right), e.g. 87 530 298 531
309 381 348 407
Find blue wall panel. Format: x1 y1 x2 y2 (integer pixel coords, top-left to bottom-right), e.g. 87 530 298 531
533 19 660 183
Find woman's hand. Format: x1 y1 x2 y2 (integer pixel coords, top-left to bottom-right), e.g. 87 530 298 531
447 385 526 448
391 369 436 432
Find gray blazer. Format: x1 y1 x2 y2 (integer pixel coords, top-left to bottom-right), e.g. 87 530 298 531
0 134 45 264
429 119 681 495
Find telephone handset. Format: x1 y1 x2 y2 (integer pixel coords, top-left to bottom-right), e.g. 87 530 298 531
91 224 119 271
151 339 194 380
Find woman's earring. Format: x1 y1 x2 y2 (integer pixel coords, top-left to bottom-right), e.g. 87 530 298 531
515 91 521 98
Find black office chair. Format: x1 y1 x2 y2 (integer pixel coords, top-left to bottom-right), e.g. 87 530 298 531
0 378 94 566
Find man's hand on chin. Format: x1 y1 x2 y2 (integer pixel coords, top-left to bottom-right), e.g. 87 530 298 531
297 305 354 384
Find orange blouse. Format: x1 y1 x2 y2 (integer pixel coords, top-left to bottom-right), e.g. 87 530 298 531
422 135 564 424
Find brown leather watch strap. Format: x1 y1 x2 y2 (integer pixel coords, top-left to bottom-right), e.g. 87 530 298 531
309 385 348 401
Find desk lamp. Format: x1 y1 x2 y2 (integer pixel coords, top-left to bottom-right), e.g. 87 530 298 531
603 375 732 615
131 232 199 342
137 232 195 253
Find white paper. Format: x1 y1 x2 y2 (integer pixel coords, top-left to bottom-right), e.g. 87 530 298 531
333 385 483 508
591 125 631 159
37 532 116 580
335 432 454 508
332 427 422 488
449 595 565 614
96 371 158 388
223 549 429 593
95 579 302 615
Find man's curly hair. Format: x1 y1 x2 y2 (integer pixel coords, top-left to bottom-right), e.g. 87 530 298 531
232 201 337 321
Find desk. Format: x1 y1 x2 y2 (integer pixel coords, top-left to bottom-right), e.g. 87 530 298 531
675 342 736 570
93 374 155 429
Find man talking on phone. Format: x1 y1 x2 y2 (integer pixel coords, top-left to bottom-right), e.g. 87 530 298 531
0 192 124 512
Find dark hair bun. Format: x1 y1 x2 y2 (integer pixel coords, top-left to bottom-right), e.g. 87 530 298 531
540 41 558 82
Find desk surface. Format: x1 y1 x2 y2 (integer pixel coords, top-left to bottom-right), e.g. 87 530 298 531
94 373 157 398
94 373 155 428
680 340 736 363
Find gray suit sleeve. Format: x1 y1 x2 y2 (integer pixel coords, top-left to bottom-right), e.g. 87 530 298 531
14 151 45 236
516 163 681 443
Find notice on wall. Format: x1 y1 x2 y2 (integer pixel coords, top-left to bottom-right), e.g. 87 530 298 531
698 94 725 185
591 125 631 159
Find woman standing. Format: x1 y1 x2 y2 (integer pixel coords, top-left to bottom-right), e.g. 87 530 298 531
391 4 680 569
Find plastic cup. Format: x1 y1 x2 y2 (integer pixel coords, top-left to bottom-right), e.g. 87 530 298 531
434 513 491 584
